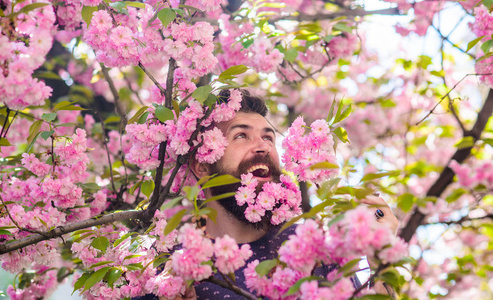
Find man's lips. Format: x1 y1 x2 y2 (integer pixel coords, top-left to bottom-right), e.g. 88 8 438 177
246 164 271 178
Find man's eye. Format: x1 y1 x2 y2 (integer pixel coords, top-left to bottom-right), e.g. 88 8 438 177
263 136 274 142
234 133 246 139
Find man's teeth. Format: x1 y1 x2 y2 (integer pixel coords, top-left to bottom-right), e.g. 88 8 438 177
247 165 269 177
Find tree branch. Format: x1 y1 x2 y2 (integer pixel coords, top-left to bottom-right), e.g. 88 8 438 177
192 7 402 25
400 88 493 242
0 210 144 254
206 277 257 300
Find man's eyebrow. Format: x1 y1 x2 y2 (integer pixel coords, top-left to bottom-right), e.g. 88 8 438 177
228 124 276 136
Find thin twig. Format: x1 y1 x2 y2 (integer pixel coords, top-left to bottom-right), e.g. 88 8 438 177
123 72 145 106
100 64 127 126
138 61 167 96
0 107 10 138
95 112 118 196
416 73 493 125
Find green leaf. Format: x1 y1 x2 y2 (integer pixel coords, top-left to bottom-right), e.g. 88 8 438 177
83 267 111 291
484 0 493 9
123 254 143 261
356 295 391 300
81 6 98 28
123 1 146 9
481 39 493 54
284 48 298 63
73 232 94 243
309 161 339 170
397 193 415 212
161 196 184 210
33 71 62 80
333 127 349 143
53 101 74 111
18 3 49 14
106 268 123 287
198 207 217 222
129 180 143 195
202 192 236 205
41 113 57 122
218 65 249 81
27 120 43 144
155 105 174 123
104 115 121 124
338 258 362 276
113 232 136 247
91 236 109 252
164 209 187 235
183 186 201 201
152 253 170 268
379 269 400 287
0 138 11 146
141 180 155 198
333 104 352 124
0 229 13 235
255 259 278 277
323 34 334 43
109 1 127 12
138 111 150 124
89 261 113 269
157 8 176 27
446 188 466 203
191 85 213 103
279 202 329 234
454 136 475 149
128 106 149 124
40 130 54 141
360 170 400 182
72 272 91 294
204 94 217 108
201 174 240 189
333 22 352 33
284 276 321 296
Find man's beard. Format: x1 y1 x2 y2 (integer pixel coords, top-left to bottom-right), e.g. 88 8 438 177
209 155 282 231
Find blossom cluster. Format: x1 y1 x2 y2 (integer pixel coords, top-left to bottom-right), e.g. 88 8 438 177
6 264 58 300
125 89 241 170
216 15 283 74
0 0 54 110
235 173 302 224
327 206 407 265
244 210 407 299
213 235 252 274
282 117 338 184
449 159 493 190
171 223 214 281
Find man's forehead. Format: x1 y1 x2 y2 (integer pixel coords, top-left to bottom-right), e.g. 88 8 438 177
218 112 275 134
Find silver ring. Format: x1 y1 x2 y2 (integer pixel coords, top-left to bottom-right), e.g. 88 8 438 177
375 209 384 219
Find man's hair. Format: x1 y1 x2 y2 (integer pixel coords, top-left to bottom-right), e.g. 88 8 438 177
217 89 268 117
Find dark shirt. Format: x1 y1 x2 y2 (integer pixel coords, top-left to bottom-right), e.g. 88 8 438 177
134 225 360 299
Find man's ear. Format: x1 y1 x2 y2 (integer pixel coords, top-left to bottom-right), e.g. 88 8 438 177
189 157 211 179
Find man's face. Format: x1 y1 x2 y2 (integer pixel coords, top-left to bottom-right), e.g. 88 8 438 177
207 112 282 229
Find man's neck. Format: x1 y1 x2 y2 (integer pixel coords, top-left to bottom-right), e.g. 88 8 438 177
205 202 268 244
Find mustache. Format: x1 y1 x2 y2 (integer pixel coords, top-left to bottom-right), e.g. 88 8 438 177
235 155 282 180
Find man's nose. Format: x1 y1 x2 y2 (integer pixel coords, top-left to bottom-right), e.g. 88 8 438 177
252 137 270 155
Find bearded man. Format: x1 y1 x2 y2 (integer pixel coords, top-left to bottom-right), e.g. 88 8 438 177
139 89 399 300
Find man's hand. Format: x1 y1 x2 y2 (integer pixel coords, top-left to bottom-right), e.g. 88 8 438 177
360 195 399 300
360 195 399 235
